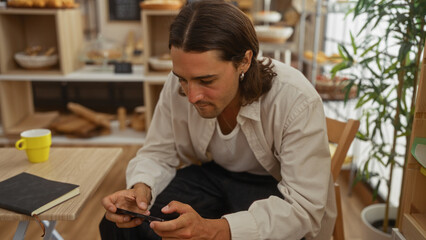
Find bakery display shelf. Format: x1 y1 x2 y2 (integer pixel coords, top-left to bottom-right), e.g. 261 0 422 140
1 69 63 76
142 9 178 75
0 65 167 144
0 119 146 145
4 111 59 137
0 65 167 83
0 8 65 14
0 8 83 75
140 1 183 10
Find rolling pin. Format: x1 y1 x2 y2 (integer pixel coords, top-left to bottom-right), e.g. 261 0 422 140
67 102 110 129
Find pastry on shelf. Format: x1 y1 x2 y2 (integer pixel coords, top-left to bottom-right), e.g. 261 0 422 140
81 35 123 65
7 0 34 7
316 51 328 63
46 0 75 8
33 0 47 7
14 46 58 69
304 50 314 60
148 53 173 71
253 11 282 23
140 0 183 10
7 0 77 8
304 51 343 64
255 25 293 43
328 53 344 63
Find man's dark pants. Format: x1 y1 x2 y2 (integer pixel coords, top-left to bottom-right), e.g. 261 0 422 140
99 161 283 240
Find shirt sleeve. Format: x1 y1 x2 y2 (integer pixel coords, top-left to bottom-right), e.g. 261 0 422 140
224 97 334 239
126 72 181 206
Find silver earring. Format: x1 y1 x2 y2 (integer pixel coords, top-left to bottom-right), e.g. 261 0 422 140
240 72 245 81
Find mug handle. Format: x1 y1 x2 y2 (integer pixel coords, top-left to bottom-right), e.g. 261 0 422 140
15 139 26 150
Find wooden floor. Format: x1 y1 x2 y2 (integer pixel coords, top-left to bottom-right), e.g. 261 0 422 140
0 145 372 239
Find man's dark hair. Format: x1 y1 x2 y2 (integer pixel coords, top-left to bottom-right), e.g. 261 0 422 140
169 0 277 105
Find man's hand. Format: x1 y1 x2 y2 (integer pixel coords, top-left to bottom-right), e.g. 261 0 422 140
101 183 152 228
150 201 231 240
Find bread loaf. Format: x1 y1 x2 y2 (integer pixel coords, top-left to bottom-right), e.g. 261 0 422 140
8 0 75 8
140 0 183 10
67 102 111 129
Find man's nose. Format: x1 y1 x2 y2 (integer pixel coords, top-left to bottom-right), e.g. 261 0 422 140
187 82 203 104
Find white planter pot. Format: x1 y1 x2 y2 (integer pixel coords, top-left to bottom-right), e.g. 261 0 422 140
361 203 398 240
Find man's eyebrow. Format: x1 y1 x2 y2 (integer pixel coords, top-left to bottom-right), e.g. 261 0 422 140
172 71 184 79
172 71 217 80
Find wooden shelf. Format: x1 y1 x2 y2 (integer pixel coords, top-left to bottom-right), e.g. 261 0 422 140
402 213 426 239
5 111 59 137
0 8 66 15
0 69 63 76
142 9 178 75
0 65 166 142
0 120 146 145
0 8 83 75
0 8 168 144
413 214 426 231
398 43 426 239
0 65 166 82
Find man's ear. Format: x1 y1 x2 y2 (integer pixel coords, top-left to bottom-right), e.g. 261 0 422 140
240 50 253 72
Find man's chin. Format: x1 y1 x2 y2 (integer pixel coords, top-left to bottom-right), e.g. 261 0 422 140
195 108 218 119
197 111 217 119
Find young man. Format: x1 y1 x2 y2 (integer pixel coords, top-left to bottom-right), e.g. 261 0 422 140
100 1 336 239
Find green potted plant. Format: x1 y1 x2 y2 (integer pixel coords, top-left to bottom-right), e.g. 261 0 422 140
331 0 426 238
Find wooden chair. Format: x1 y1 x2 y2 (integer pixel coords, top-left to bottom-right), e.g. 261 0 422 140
326 117 360 240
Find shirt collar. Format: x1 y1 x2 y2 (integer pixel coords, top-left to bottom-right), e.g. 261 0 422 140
238 99 261 122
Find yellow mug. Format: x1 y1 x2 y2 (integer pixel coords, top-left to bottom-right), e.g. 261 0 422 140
15 129 52 163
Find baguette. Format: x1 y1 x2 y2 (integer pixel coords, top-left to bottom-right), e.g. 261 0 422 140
67 102 111 129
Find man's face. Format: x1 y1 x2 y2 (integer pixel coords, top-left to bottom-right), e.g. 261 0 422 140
170 47 240 119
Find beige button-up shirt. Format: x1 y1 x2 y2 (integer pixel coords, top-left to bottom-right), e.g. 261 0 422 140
127 60 337 239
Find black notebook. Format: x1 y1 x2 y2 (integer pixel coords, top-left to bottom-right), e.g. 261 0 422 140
0 172 80 216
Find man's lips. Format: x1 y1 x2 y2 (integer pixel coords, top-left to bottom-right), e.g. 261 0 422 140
195 102 211 108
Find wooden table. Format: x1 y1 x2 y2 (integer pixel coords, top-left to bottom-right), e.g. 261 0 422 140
0 147 123 240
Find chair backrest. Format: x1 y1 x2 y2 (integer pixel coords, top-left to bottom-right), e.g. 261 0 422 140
326 117 360 181
327 117 360 240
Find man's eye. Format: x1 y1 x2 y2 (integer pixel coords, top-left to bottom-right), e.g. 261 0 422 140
201 80 213 85
178 78 187 83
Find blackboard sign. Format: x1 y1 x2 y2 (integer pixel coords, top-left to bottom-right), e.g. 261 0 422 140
108 0 143 21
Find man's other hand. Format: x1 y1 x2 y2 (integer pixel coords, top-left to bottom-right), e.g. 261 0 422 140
150 200 231 240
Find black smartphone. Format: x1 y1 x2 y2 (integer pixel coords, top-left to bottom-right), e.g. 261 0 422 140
116 208 165 222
